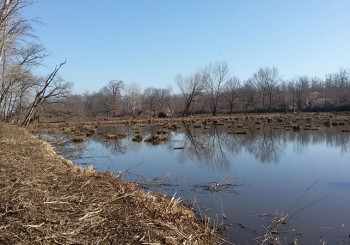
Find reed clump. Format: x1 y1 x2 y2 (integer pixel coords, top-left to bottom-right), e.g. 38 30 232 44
144 134 168 145
132 134 143 142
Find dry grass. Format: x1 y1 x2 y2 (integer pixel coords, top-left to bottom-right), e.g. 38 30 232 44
0 123 219 244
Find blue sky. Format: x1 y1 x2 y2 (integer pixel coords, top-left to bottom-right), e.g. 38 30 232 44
24 0 350 94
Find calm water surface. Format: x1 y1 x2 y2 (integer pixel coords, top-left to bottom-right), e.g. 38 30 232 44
45 123 350 244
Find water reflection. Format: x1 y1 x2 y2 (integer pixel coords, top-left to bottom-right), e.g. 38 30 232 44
39 133 86 160
100 139 127 155
92 124 350 168
328 181 350 190
175 124 230 170
243 124 286 163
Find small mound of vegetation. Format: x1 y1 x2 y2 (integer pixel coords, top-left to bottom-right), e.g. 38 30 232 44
132 134 143 142
144 134 168 145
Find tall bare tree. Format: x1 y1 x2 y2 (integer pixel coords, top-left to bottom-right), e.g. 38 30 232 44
223 76 240 114
0 0 71 125
203 61 229 116
98 80 124 117
252 67 280 113
143 87 157 116
143 87 171 116
176 72 205 117
295 76 309 112
124 82 142 117
0 0 43 121
240 79 257 114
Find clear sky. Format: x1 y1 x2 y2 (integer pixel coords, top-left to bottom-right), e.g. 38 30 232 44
23 0 350 94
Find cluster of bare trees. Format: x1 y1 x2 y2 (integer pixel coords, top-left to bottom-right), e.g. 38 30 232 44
78 81 173 118
173 62 350 116
54 62 349 119
0 0 70 125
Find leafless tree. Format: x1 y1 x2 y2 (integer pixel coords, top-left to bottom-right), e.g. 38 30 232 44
325 69 350 107
203 61 229 116
295 76 309 111
251 67 280 113
176 72 205 116
124 82 142 117
240 80 257 114
223 76 241 114
107 80 124 116
21 61 71 125
143 87 157 116
0 0 73 125
143 87 171 116
83 91 100 117
97 80 124 117
0 0 47 122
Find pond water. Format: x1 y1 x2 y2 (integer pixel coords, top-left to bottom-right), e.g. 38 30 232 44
43 123 350 244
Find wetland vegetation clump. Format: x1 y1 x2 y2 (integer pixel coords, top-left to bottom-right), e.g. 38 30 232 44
105 132 127 140
132 134 143 142
235 130 248 135
0 123 219 244
72 135 85 143
156 129 168 135
193 124 202 128
169 124 179 131
292 125 301 131
144 134 168 145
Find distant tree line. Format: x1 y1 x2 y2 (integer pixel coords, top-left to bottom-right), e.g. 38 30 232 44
40 61 350 120
38 62 350 117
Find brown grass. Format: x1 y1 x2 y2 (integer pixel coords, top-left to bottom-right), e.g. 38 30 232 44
0 122 219 244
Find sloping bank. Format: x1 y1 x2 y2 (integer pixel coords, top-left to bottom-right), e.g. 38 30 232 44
0 123 219 244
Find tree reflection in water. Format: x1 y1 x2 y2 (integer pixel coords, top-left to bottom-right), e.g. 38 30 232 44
47 124 350 170
168 123 350 167
173 124 230 170
242 124 286 164
166 123 286 167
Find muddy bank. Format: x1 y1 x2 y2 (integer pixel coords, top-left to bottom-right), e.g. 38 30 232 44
0 123 218 244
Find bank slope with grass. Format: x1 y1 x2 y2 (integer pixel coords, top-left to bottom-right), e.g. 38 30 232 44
0 123 218 244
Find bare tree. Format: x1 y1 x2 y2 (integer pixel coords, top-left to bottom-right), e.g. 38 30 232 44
97 80 124 117
295 76 309 112
251 67 280 113
143 87 171 116
124 82 142 117
176 72 205 117
240 79 257 114
223 76 240 114
325 69 350 108
0 0 48 122
107 80 124 116
143 87 157 116
2 66 36 122
83 91 100 117
203 61 229 116
21 61 71 125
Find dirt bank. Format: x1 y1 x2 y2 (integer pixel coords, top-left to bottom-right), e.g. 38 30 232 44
0 123 218 244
